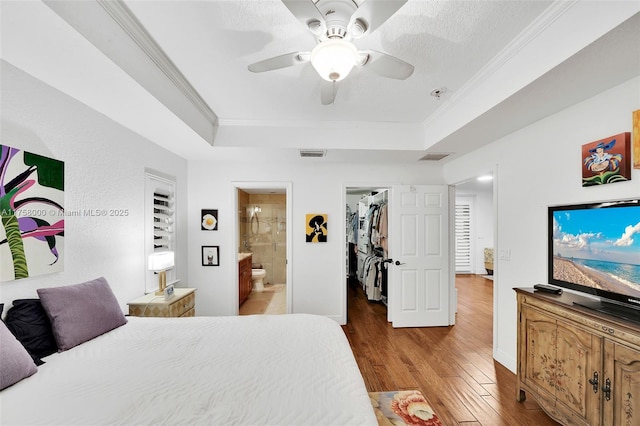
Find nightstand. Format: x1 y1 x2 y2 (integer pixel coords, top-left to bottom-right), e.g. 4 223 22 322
127 288 196 317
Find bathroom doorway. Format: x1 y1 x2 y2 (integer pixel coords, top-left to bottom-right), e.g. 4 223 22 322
233 182 291 315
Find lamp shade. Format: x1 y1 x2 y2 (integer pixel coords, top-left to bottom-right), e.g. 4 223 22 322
310 39 358 82
148 251 174 272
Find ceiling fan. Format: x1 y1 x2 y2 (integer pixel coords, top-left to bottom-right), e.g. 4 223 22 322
248 0 414 105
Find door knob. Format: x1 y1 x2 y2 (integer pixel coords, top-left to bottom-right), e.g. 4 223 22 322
382 258 405 266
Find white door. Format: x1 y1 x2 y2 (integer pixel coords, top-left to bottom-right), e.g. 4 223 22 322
389 185 452 327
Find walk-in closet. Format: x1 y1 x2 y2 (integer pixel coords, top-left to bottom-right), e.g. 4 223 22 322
346 188 389 306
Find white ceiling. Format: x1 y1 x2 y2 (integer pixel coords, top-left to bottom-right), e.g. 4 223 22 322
1 1 639 164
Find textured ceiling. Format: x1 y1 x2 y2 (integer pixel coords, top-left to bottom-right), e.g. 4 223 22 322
124 0 551 123
1 1 639 163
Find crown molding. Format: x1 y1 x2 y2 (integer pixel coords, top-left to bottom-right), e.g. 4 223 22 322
422 0 577 128
96 0 218 135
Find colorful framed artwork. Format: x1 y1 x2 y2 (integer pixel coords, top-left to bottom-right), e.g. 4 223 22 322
581 132 631 186
201 245 219 266
201 209 218 230
633 110 639 169
1 144 65 282
305 213 327 243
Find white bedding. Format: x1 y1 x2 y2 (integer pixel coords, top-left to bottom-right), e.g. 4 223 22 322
1 314 376 426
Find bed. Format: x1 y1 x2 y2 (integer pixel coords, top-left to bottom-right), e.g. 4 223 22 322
0 278 376 425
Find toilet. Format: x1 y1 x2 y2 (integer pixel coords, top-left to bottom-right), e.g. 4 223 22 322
251 269 266 292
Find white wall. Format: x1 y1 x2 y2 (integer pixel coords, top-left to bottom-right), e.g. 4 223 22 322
0 61 189 312
187 161 444 322
444 76 640 372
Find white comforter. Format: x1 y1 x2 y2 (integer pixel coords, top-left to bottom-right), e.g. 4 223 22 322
0 314 376 426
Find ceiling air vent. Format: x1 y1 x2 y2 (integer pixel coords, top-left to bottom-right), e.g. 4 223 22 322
419 152 451 161
299 150 326 158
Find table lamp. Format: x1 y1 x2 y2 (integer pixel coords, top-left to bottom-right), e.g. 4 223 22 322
148 251 174 295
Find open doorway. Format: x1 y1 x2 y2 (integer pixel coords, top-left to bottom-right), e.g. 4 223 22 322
344 186 390 322
453 173 496 345
345 183 455 327
454 174 494 278
233 182 292 315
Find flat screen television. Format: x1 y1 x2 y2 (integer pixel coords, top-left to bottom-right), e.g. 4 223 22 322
548 198 640 323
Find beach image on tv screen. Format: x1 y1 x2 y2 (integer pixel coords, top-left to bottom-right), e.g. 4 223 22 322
552 205 640 298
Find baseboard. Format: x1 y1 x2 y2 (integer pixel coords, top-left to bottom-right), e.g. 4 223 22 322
494 348 516 373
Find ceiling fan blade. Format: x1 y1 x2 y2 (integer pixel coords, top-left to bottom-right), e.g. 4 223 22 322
248 52 309 73
281 0 324 28
320 80 338 105
350 0 408 36
361 50 414 80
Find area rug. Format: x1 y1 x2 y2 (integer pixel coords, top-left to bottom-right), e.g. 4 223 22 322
369 390 442 426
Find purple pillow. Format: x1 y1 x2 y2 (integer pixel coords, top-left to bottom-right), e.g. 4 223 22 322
0 320 37 390
37 277 127 351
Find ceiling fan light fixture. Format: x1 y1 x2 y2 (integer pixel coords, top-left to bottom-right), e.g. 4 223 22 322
310 39 358 82
349 18 367 39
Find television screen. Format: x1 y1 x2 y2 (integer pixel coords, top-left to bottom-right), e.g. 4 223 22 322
548 199 640 317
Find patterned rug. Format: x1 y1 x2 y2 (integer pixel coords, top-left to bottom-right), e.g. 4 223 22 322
369 390 443 426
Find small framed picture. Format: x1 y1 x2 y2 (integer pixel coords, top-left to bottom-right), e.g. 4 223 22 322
305 213 328 243
581 132 631 186
201 209 218 230
202 246 219 266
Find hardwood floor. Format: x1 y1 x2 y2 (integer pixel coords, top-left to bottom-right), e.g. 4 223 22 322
342 274 560 426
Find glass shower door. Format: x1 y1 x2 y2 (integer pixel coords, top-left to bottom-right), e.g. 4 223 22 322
249 202 286 286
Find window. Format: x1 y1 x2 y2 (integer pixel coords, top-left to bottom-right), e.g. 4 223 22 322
145 170 176 293
455 198 473 273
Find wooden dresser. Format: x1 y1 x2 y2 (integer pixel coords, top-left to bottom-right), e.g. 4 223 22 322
128 288 196 317
514 287 640 426
239 254 252 307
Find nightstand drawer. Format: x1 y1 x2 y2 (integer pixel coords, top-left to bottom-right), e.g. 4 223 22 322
169 291 195 317
128 288 196 318
180 307 195 317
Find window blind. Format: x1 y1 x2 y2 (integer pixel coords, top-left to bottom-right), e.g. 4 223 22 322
153 190 173 250
145 171 176 293
455 200 472 273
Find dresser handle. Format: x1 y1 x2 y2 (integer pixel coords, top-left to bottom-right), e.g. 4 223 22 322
602 378 611 401
588 371 598 393
601 325 614 335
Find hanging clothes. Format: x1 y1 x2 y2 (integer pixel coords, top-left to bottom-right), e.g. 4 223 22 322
377 203 388 257
347 212 358 244
363 253 385 302
354 191 389 303
370 201 386 246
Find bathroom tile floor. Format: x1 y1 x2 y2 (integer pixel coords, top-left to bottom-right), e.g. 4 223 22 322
239 283 286 315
